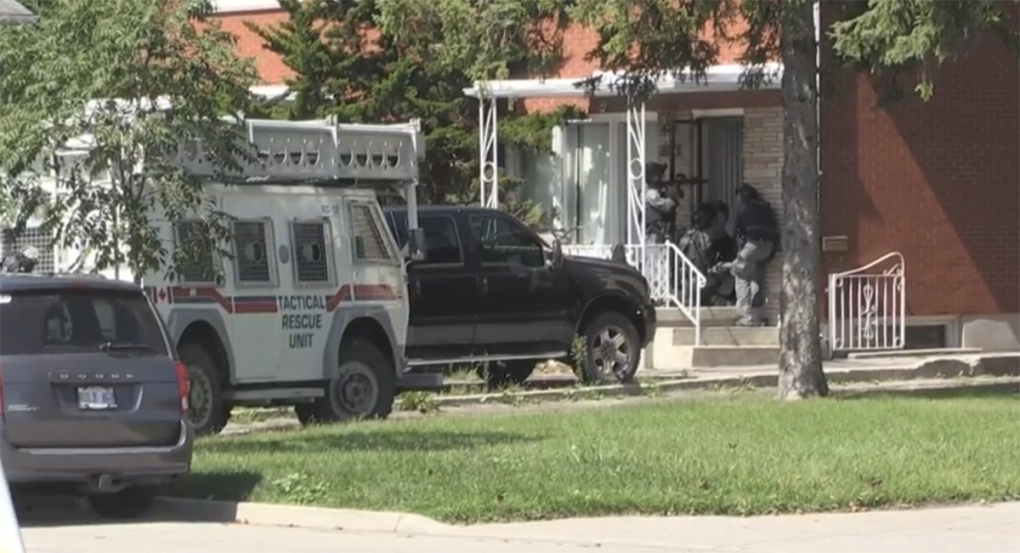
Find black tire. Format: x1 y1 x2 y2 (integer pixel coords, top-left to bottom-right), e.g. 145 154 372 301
178 343 231 436
577 312 641 385
306 338 396 424
476 360 535 389
87 486 156 519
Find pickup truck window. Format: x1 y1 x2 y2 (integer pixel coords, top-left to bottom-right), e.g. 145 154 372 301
420 216 463 265
469 214 543 268
385 213 463 266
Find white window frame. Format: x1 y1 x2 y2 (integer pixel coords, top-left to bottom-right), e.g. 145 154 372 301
346 200 399 267
231 218 279 288
288 218 336 288
173 219 220 285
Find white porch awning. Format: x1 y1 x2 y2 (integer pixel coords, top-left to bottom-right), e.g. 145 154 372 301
463 63 782 99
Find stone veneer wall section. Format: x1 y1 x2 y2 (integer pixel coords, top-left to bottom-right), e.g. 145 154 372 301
741 107 784 325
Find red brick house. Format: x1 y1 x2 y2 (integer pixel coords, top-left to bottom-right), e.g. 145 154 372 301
213 1 1019 357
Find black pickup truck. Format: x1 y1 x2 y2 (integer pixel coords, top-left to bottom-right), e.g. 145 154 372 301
384 206 656 386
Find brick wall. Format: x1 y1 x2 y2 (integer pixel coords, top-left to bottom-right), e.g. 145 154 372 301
819 6 1020 317
742 108 784 325
214 10 291 84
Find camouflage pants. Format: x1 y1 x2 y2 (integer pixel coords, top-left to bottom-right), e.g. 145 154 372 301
732 239 773 326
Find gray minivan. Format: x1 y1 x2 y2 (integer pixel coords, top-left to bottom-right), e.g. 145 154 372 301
0 273 193 518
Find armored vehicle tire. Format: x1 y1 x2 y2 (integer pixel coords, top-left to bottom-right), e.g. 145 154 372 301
307 338 396 423
476 360 535 389
87 486 156 519
576 312 641 385
179 343 232 435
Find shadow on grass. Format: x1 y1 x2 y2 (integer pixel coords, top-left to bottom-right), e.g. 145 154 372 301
168 470 263 503
201 429 542 455
14 471 262 528
835 382 1020 401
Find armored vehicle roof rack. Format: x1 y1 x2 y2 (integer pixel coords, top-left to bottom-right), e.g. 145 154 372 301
174 117 426 185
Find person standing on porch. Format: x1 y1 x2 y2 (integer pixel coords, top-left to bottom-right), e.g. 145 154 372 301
643 162 677 244
720 183 778 326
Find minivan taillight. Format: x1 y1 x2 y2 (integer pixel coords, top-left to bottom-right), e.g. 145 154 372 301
174 361 189 414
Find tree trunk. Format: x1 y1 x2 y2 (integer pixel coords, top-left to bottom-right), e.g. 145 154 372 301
777 0 829 400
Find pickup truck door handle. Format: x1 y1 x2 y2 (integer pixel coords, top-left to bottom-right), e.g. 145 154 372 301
477 276 489 295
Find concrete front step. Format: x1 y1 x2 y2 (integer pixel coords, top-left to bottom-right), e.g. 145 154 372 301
673 345 780 368
656 306 742 328
673 326 779 347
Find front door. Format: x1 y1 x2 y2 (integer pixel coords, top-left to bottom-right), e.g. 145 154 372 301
467 211 572 357
399 213 477 361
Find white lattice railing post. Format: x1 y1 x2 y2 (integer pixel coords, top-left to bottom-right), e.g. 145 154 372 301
478 94 499 209
625 98 646 271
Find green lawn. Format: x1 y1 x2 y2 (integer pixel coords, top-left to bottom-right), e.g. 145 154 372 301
178 395 1020 523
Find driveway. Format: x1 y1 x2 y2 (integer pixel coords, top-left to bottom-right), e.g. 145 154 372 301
17 497 1020 553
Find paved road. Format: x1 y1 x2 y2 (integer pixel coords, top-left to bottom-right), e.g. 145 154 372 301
18 501 1020 553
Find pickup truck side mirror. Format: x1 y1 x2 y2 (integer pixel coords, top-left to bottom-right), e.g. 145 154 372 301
406 228 427 262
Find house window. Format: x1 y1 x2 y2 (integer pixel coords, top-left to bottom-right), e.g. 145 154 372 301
174 220 217 283
290 220 334 284
232 220 276 285
349 203 393 263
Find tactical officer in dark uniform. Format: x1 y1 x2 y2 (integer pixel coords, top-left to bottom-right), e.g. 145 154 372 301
716 184 778 326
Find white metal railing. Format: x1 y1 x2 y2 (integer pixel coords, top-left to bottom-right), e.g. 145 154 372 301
827 252 906 353
562 242 706 344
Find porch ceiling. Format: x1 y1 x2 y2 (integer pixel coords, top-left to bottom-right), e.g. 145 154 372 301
463 63 782 99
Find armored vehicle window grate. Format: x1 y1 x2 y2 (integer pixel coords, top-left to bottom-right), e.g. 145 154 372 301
174 221 217 283
292 222 332 283
351 204 391 262
232 221 273 283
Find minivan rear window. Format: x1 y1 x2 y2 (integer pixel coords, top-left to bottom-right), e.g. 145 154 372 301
0 288 169 356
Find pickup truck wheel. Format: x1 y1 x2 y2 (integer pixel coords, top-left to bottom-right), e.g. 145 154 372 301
309 338 396 423
179 344 231 435
476 361 535 389
578 312 640 384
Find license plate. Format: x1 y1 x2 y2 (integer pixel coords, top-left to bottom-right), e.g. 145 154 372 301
77 386 117 410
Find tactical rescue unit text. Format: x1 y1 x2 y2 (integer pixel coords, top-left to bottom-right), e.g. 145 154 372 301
278 295 327 349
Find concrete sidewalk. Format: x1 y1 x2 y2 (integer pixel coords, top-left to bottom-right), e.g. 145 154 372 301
462 502 1020 552
20 501 1020 553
